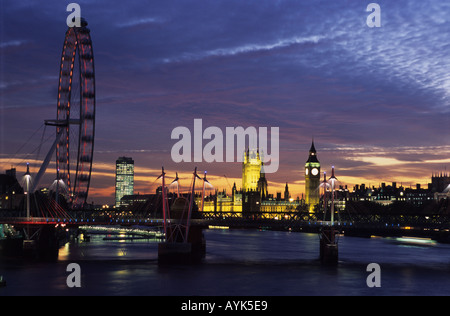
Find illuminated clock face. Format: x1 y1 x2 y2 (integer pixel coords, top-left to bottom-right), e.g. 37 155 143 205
305 168 308 175
311 168 319 176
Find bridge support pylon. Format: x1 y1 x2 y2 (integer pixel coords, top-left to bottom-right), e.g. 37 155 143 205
319 227 338 265
157 167 206 265
23 225 64 261
158 226 205 265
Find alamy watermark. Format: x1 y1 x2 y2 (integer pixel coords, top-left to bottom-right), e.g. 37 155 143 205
171 119 280 173
66 263 81 288
366 263 381 288
66 3 81 27
366 3 381 28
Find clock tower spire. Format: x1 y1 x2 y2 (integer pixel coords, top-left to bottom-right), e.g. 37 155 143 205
305 139 321 213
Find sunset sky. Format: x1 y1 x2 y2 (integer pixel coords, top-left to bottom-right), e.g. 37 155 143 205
1 0 449 205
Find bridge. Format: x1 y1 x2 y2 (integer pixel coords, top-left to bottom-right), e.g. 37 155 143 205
2 210 450 238
2 208 450 264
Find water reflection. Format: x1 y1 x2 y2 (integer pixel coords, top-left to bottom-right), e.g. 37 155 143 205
2 229 450 295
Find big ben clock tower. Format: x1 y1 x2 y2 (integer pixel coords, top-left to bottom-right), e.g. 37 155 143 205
305 140 320 213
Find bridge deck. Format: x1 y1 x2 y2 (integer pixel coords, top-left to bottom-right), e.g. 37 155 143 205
1 216 449 239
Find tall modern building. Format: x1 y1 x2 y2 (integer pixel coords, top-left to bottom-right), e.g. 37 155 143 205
305 140 321 213
115 157 134 208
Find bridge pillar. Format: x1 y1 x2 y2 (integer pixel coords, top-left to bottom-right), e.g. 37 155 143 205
158 226 205 264
189 226 206 259
39 226 58 260
23 225 60 261
0 224 69 261
319 227 338 265
157 194 206 264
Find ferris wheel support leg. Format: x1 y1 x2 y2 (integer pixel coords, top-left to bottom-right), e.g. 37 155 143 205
31 129 64 193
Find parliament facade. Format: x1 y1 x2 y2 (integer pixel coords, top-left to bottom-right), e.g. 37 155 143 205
198 148 309 218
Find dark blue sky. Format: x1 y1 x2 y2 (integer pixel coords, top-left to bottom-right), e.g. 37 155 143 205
1 0 449 203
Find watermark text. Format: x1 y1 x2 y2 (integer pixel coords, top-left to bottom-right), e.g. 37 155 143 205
171 119 279 173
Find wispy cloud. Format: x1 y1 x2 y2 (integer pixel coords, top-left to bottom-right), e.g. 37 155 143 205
205 35 325 57
0 40 29 49
116 17 164 28
162 34 327 63
331 1 450 111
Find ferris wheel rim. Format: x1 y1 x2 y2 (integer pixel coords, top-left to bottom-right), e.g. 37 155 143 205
56 22 95 208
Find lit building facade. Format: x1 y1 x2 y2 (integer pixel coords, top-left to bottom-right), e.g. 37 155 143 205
305 141 321 213
242 149 262 192
115 156 134 208
197 148 303 218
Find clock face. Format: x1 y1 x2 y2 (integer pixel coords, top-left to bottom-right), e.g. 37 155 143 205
311 168 319 176
305 168 308 175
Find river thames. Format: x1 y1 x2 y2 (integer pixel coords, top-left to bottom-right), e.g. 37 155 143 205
1 228 450 296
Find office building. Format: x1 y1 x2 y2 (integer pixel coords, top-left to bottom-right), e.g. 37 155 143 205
115 157 134 208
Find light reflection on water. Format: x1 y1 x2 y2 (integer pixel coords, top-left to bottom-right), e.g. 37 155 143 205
1 229 450 295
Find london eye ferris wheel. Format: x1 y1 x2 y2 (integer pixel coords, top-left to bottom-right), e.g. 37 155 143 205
38 18 96 208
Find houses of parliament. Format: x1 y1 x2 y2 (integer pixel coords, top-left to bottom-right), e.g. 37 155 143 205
197 140 450 217
198 141 321 218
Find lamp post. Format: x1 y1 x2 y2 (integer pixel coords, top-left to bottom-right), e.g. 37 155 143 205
24 163 31 220
328 166 337 225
